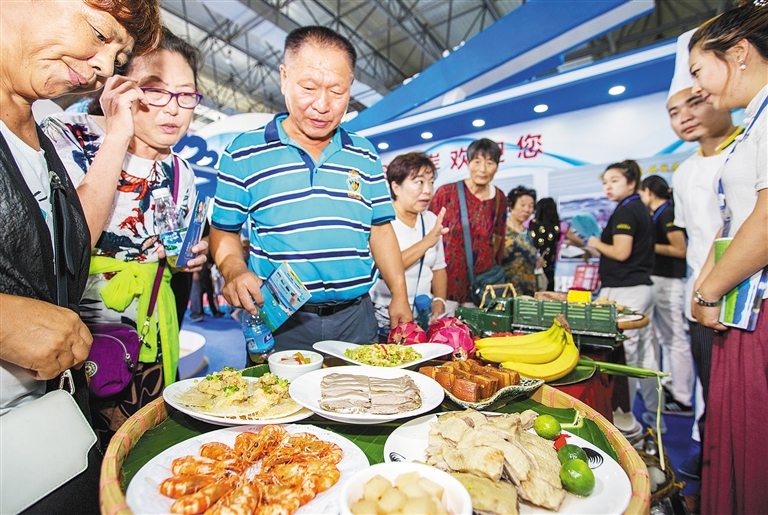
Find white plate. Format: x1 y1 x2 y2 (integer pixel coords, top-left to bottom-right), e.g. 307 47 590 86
383 413 632 515
289 366 444 424
312 341 453 368
164 377 314 427
126 424 369 515
617 313 644 323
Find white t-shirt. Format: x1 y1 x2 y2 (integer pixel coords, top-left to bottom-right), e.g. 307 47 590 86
718 85 768 234
717 85 768 300
369 210 447 307
672 133 737 321
0 122 50 415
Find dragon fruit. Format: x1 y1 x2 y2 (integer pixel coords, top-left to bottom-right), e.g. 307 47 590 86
429 326 476 359
427 317 471 340
388 322 428 345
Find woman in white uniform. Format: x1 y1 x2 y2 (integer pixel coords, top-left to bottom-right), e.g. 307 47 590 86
688 3 768 512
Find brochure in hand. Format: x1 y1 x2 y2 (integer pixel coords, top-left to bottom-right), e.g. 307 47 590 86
715 237 768 331
257 262 312 332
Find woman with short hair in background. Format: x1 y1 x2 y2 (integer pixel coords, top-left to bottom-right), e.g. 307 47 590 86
370 152 448 334
502 186 538 296
430 138 507 305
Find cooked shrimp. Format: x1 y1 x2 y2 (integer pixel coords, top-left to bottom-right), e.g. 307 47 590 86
235 425 287 464
275 460 340 500
204 481 260 515
160 475 217 498
170 479 235 514
253 483 301 515
172 456 242 477
262 439 343 469
200 442 239 462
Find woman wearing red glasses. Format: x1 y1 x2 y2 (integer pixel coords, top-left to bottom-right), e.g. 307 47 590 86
42 27 208 448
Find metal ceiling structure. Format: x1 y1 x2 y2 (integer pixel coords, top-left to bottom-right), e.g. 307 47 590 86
160 0 738 130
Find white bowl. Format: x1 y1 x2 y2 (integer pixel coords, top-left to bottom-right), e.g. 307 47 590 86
267 350 323 382
339 462 472 515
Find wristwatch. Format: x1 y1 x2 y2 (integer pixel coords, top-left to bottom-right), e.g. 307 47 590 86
694 289 721 307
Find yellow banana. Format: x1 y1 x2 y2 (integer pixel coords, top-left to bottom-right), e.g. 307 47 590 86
477 332 566 363
475 320 563 349
500 340 580 382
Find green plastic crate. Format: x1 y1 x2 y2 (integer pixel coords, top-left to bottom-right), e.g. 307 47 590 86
512 298 618 334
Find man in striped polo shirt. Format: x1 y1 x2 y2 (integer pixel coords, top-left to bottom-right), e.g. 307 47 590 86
210 26 411 352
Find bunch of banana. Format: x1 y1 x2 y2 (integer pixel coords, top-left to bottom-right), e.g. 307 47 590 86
475 318 567 364
500 337 580 382
476 316 580 382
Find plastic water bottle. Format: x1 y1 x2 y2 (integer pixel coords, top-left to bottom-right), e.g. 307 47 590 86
242 311 274 366
414 294 433 331
153 187 184 265
152 188 180 233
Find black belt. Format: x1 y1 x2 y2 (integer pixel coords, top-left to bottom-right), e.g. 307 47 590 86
299 296 360 316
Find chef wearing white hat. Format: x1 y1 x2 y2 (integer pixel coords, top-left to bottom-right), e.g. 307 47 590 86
665 26 741 483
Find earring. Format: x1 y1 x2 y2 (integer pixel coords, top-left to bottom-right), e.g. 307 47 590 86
739 58 747 71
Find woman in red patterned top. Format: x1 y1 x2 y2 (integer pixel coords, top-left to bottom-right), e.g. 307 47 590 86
430 138 507 304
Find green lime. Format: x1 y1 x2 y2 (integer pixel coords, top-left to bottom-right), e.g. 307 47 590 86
533 414 561 440
560 459 595 496
557 444 588 464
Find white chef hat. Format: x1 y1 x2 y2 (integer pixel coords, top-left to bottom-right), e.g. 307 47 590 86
667 28 697 101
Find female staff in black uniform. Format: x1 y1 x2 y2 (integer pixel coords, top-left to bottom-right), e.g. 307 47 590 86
587 160 662 431
640 175 694 415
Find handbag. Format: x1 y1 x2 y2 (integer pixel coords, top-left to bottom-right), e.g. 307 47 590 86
84 264 163 397
456 183 505 306
84 156 179 396
0 168 97 514
0 372 97 514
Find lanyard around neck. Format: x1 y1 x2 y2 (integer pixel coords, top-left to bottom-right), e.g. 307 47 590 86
652 201 670 223
719 94 768 237
619 194 640 207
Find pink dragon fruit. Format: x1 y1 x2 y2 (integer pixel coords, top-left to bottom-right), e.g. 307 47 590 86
429 326 476 359
427 317 471 341
388 322 428 345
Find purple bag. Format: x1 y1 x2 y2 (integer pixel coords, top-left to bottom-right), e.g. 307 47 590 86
84 323 142 397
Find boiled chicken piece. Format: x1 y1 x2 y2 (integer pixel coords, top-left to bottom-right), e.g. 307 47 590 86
432 415 470 444
441 446 505 481
514 431 566 510
451 472 519 515
457 427 531 483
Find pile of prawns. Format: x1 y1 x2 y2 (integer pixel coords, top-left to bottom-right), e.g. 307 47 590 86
159 424 343 515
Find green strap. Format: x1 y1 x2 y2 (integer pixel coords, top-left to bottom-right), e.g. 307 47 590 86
90 256 179 387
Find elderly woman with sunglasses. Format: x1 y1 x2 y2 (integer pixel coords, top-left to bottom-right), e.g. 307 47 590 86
41 28 208 448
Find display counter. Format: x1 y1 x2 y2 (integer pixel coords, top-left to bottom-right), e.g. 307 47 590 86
99 367 650 515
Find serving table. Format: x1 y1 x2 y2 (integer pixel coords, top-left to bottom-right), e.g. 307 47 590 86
100 367 650 515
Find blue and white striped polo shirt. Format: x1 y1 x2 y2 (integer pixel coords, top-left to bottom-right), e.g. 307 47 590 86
212 113 395 303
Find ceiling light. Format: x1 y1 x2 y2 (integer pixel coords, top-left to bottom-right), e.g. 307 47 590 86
609 85 626 96
533 104 548 113
421 131 433 140
377 142 389 150
472 119 485 127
